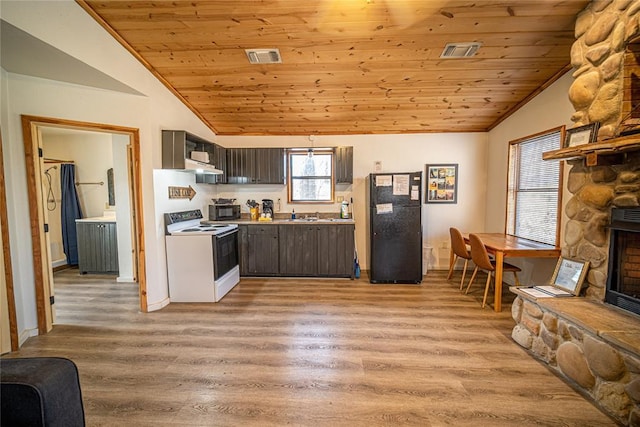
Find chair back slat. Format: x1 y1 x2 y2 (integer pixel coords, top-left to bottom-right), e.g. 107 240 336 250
450 227 471 259
469 233 494 271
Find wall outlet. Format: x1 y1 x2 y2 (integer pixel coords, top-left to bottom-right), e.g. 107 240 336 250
337 196 344 202
441 240 449 249
374 161 382 172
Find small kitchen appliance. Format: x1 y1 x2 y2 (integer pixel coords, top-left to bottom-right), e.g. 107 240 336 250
209 198 241 221
165 209 240 302
262 199 274 218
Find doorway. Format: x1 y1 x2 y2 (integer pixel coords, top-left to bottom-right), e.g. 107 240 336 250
21 115 147 334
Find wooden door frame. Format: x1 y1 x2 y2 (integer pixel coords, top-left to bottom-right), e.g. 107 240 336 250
0 131 19 351
21 115 147 334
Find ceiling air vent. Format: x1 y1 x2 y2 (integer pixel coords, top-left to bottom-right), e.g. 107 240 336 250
440 42 482 58
245 48 282 64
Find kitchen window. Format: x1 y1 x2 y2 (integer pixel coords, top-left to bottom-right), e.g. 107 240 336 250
506 127 564 246
288 149 334 202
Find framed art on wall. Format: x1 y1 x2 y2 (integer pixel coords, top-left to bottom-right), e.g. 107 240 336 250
426 164 458 203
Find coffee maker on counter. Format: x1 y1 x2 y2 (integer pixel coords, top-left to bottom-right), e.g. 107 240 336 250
262 199 274 218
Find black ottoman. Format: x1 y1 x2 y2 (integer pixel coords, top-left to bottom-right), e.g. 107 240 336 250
1 357 85 427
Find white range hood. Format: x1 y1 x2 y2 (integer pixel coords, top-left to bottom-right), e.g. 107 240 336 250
184 158 223 175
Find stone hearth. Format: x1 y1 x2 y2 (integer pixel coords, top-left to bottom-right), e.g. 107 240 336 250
510 2 640 426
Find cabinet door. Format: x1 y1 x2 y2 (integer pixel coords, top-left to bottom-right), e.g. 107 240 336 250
335 146 353 184
162 130 218 171
103 223 119 272
227 148 256 184
238 225 250 276
247 225 279 275
317 224 354 277
214 145 227 183
77 222 95 273
77 222 118 274
279 225 317 276
255 148 285 184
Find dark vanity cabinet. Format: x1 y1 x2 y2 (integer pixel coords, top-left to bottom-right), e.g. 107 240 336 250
76 221 119 274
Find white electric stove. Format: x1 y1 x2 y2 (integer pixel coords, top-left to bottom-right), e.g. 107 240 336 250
164 209 240 302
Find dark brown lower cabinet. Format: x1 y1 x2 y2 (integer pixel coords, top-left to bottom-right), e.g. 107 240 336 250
317 224 354 277
279 225 318 276
240 225 279 275
238 223 354 278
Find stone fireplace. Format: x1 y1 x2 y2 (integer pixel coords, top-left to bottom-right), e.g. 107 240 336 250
562 0 640 311
509 3 640 426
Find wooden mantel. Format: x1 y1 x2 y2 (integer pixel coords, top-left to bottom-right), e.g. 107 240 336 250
543 133 640 166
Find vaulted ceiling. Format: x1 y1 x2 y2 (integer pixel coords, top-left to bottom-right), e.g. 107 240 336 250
78 1 589 136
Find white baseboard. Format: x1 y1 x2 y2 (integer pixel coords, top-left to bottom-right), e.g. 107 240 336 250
116 276 135 283
18 327 39 346
147 297 170 312
51 259 67 268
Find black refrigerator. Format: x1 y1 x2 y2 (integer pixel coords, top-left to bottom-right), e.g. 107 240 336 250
367 172 423 284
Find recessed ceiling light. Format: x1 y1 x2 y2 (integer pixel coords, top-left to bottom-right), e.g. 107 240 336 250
440 42 482 58
245 48 282 64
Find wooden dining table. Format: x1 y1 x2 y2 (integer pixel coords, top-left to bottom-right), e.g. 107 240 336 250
458 233 561 312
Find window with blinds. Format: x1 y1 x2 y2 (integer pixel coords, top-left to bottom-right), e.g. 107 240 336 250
506 127 564 246
288 149 334 202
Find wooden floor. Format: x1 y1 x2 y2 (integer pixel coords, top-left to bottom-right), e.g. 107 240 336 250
5 269 616 426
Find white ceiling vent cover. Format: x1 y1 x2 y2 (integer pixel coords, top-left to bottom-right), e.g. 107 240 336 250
245 48 282 64
440 42 482 58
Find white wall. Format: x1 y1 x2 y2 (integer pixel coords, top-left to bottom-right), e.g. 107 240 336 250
486 72 576 285
43 132 113 218
217 133 489 270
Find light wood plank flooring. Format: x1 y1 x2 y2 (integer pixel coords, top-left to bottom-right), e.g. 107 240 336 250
4 269 616 426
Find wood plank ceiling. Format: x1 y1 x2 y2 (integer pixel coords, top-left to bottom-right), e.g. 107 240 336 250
79 1 589 136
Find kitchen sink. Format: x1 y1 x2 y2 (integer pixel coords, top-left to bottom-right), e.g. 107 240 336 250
285 217 352 223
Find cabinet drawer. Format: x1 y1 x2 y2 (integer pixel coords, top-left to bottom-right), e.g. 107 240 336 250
247 225 278 236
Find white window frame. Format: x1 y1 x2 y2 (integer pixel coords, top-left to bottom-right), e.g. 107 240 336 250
506 126 565 246
287 149 335 203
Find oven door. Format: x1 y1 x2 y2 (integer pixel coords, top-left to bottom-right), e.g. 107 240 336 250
212 229 239 280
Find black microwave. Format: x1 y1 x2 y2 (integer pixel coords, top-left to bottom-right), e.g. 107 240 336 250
209 204 241 221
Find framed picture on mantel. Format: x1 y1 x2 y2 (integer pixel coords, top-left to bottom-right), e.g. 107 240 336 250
425 164 458 204
565 122 600 148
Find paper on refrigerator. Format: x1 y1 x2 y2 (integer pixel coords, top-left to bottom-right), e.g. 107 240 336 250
393 174 409 195
376 203 393 214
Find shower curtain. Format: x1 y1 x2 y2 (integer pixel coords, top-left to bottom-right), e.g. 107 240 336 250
61 164 83 265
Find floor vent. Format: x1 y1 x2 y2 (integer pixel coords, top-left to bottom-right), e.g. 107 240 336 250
440 42 482 58
245 48 282 64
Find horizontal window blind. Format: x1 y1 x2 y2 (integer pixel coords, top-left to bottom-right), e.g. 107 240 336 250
507 130 562 246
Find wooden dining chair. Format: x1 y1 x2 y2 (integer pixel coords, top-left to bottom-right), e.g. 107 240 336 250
465 233 521 308
447 227 472 290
